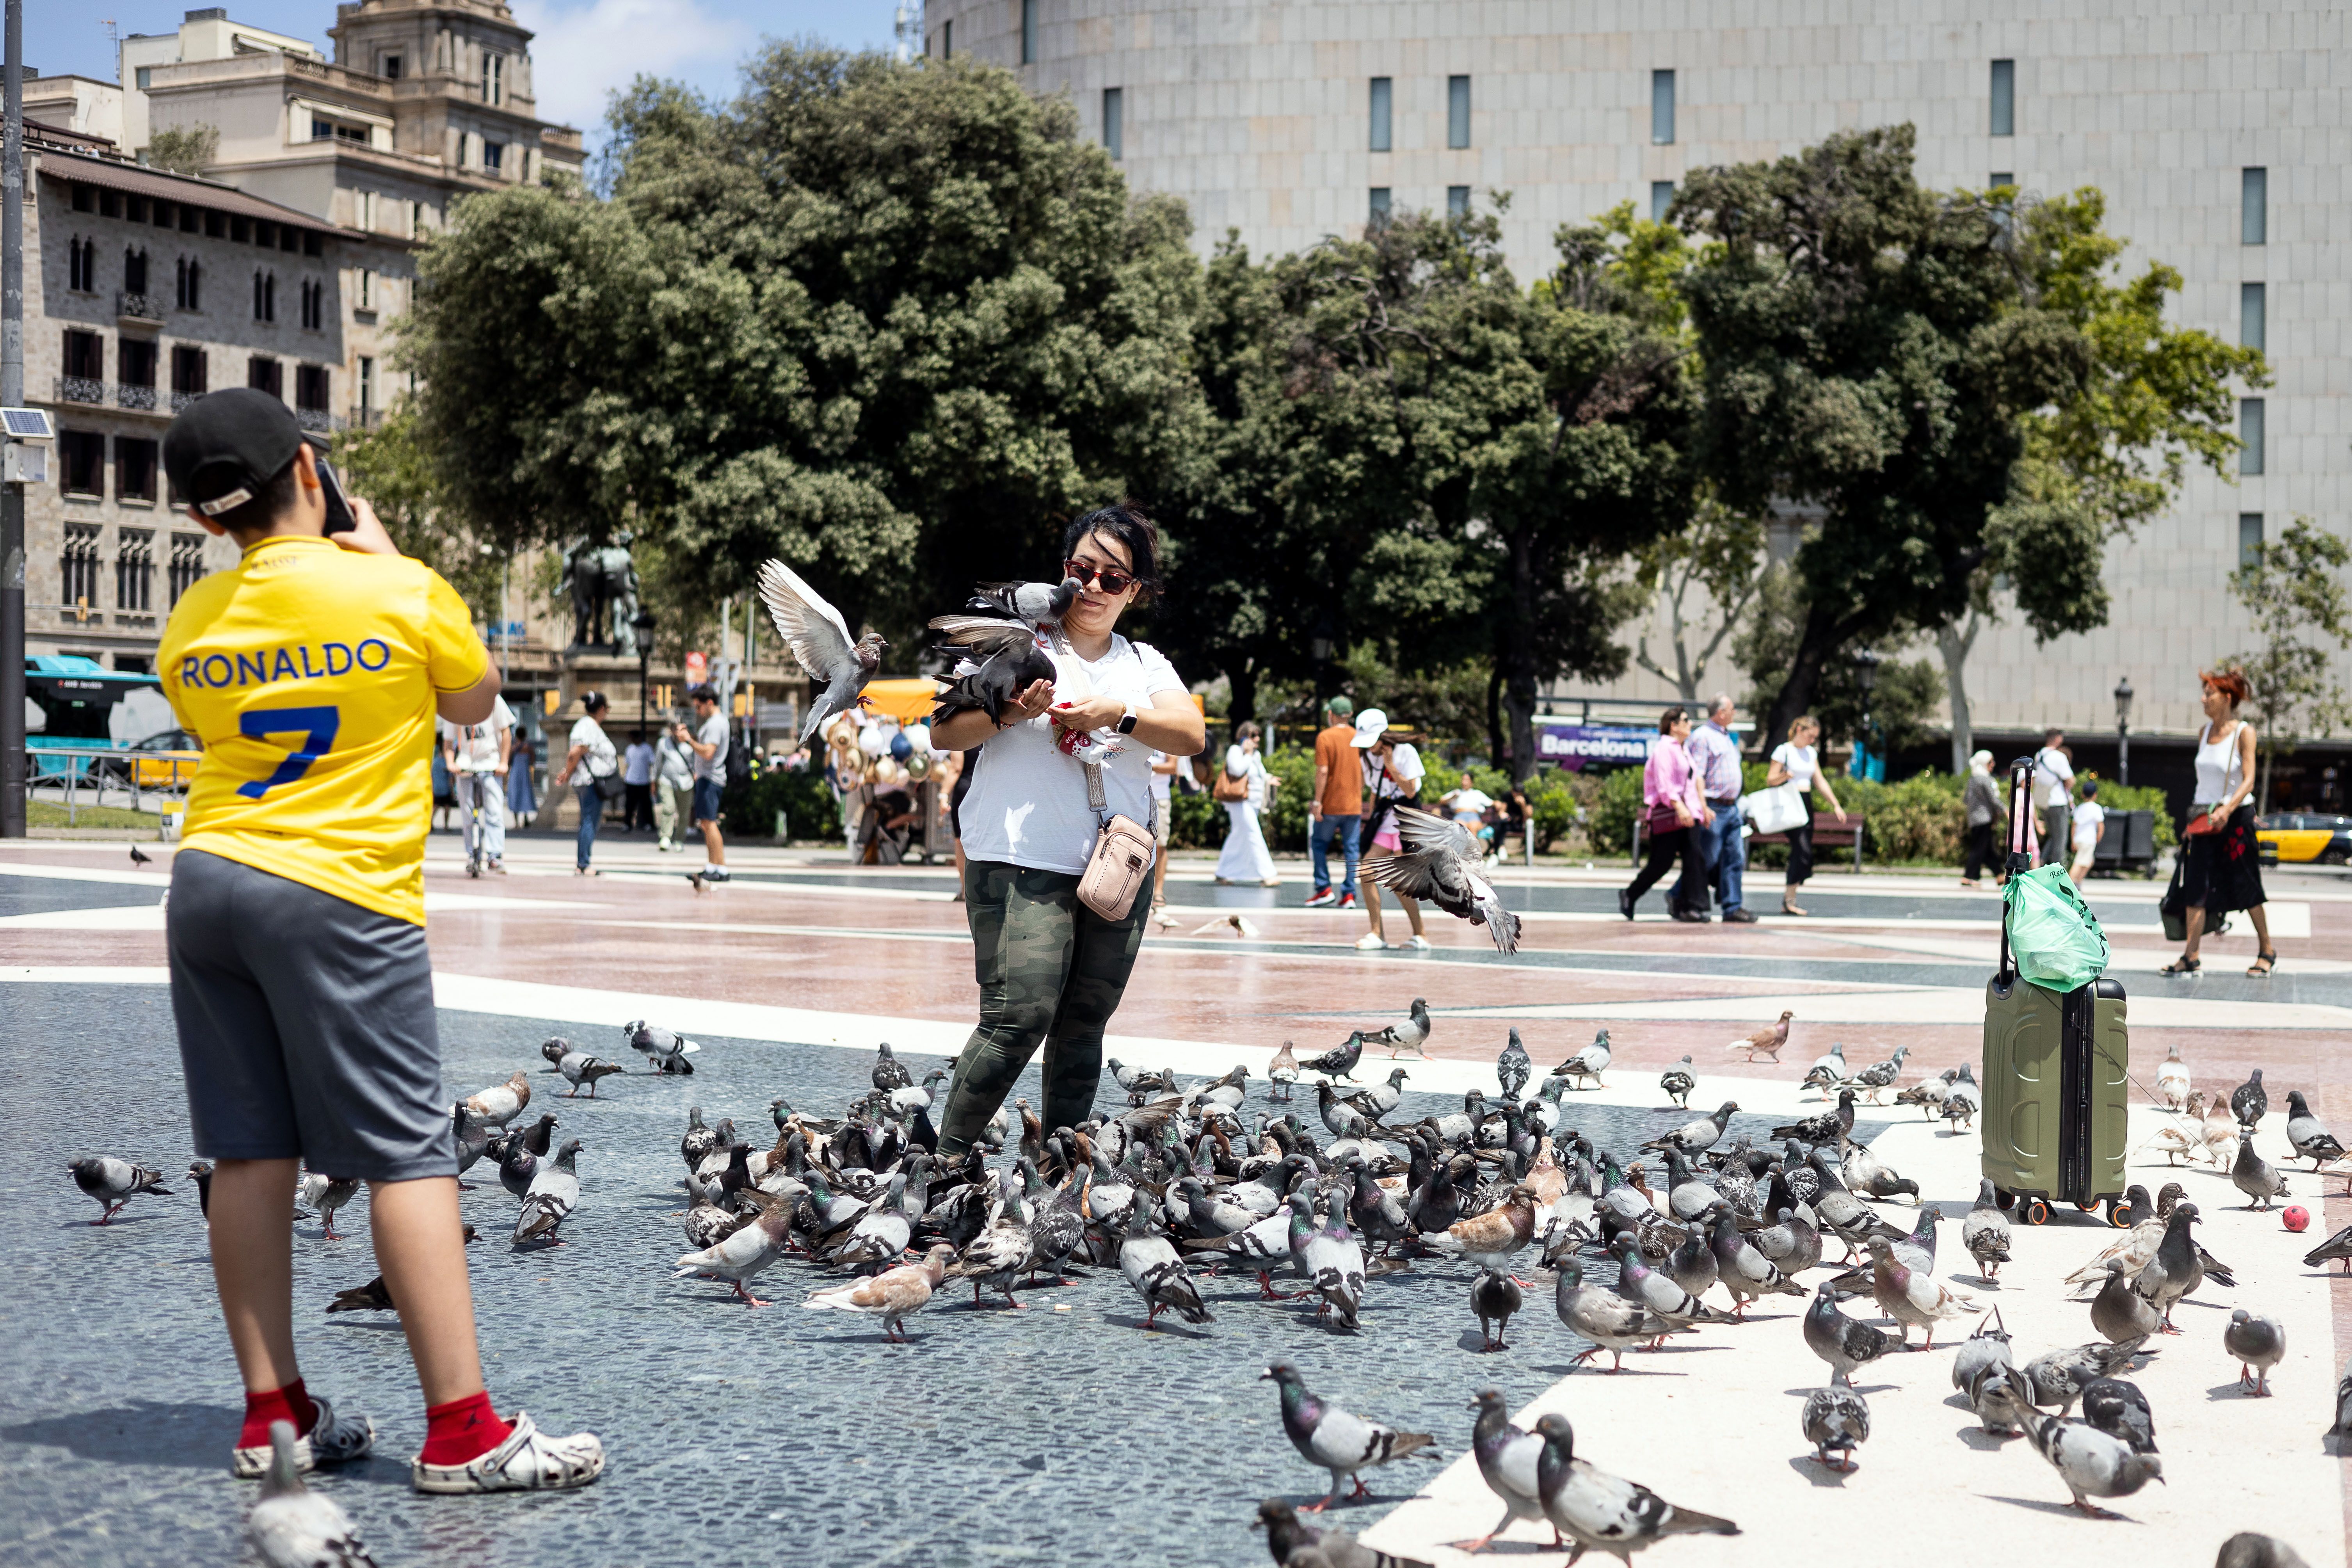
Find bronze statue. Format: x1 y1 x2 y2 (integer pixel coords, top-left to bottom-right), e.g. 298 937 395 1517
561 532 642 655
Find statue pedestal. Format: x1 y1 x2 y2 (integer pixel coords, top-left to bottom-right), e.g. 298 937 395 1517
557 651 663 730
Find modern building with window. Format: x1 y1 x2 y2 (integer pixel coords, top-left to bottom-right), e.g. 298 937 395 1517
938 0 2347 800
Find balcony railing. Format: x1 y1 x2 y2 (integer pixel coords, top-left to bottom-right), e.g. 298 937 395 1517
117 383 158 411
117 291 165 322
295 405 346 433
172 389 207 412
347 405 382 431
56 375 105 404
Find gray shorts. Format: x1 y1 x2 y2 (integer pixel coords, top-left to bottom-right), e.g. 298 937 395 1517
167 848 453 1182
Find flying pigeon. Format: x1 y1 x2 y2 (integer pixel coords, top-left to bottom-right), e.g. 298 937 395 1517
512 1138 581 1248
1118 1206 1213 1328
245 1420 378 1568
68 1157 171 1224
2224 1309 2285 1396
461 1070 532 1127
1366 998 1431 1059
1191 912 1265 938
803 1243 955 1340
1658 1056 1696 1109
2154 1042 2192 1109
2285 1090 2345 1169
1261 1362 1437 1511
1530 1413 1739 1558
758 558 887 744
1497 1029 1532 1100
1980 1375 2164 1518
1801 1387 1869 1472
1470 1269 1522 1352
1962 1178 2012 1280
1358 806 1522 953
1724 1010 1793 1062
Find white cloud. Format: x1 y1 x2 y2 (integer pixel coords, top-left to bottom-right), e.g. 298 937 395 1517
514 0 755 131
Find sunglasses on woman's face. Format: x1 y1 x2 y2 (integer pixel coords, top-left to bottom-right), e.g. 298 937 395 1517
1064 557 1138 596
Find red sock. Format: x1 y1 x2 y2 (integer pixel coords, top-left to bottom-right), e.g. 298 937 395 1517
419 1390 513 1467
239 1379 318 1450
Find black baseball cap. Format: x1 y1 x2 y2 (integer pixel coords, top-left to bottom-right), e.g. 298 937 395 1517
162 388 304 517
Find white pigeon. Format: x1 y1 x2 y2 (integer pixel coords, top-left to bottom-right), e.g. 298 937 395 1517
1802 1042 1848 1097
1365 997 1431 1059
246 1420 378 1568
1983 1373 2164 1517
2154 1042 2191 1110
1554 1031 1611 1091
461 1070 530 1127
757 558 887 744
1463 1388 1555 1552
677 1201 793 1306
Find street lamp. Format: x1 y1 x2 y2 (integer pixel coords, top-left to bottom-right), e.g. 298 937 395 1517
2114 675 2134 787
1852 649 1881 873
632 607 658 741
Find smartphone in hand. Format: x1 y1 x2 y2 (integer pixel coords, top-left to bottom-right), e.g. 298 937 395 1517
313 448 357 535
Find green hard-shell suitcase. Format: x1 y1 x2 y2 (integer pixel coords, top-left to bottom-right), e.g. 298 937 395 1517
1981 758 2133 1226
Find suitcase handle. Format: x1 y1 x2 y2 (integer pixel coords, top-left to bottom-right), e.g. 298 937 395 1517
1997 756 2037 980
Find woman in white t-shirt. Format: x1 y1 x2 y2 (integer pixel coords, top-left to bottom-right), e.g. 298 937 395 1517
1353 709 1429 950
924 505 1207 1159
1214 721 1282 886
551 691 619 875
1765 714 1846 916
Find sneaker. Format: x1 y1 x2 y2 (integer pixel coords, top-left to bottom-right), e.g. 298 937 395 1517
232 1395 374 1479
411 1411 605 1495
1403 934 1431 950
1305 889 1337 907
700 867 731 883
1355 932 1389 951
1723 907 1759 924
1336 892 1359 910
1618 888 1636 920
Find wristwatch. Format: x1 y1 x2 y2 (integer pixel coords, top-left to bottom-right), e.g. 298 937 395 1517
1117 705 1139 736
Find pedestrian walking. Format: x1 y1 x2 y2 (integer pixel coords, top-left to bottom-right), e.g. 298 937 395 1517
1306 696 1362 908
552 692 619 876
1767 714 1845 916
153 388 603 1494
652 720 694 852
621 730 656 834
676 684 732 885
1214 721 1281 885
2033 727 2075 870
1684 693 1754 921
1621 705 1713 922
2163 668 2276 976
1960 748 2004 887
2069 777 2106 887
925 503 1205 1157
1442 772 1497 852
1353 709 1429 950
505 731 537 827
1148 747 1179 915
441 693 514 874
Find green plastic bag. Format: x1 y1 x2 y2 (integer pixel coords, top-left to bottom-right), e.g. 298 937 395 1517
2003 863 2110 992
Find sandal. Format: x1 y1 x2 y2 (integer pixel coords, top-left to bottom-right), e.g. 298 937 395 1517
2158 954 2199 975
2247 949 2278 977
1781 900 1807 917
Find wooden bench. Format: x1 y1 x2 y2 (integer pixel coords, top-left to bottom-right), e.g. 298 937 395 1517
1746 821 1860 854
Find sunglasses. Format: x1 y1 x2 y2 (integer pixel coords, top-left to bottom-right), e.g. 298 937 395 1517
1063 557 1138 596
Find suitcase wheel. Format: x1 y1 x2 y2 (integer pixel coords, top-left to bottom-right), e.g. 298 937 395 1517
2023 1198 2051 1226
1994 1188 2016 1212
2106 1198 2133 1228
2075 1201 2098 1213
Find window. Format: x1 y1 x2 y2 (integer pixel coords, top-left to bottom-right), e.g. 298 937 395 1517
1369 77 1391 152
2239 513 2265 569
483 140 505 173
356 190 377 231
358 269 376 310
180 205 198 233
253 269 276 322
118 338 158 393
2240 399 2265 475
59 437 105 501
153 201 174 229
300 278 325 331
100 190 122 219
1991 171 2013 189
1651 180 1675 222
73 183 95 213
2242 167 2267 245
2242 282 2266 354
116 526 156 606
482 52 504 105
206 210 225 238
1102 87 1122 160
176 255 203 309
381 53 402 79
62 329 103 390
61 522 104 608
1447 185 1470 218
136 66 152 91
248 356 283 398
1989 59 2015 136
1448 76 1471 149
69 235 95 292
119 442 159 506
1368 187 1391 224
171 345 208 398
358 356 376 421
256 221 274 249
124 246 149 296
302 229 323 257
1651 69 1675 144
1020 0 1036 64
169 535 208 604
296 364 331 413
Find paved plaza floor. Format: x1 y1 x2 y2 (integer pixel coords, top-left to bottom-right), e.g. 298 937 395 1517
2 837 2346 1568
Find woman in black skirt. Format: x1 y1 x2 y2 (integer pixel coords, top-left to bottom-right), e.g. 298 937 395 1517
2162 667 2274 976
1765 714 1847 916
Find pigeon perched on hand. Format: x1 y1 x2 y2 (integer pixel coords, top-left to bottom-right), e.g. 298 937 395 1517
758 559 886 744
1358 807 1522 953
1262 1362 1436 1511
1724 1010 1793 1062
68 1157 171 1224
245 1420 378 1568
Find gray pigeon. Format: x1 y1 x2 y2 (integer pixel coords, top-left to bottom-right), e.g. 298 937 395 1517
1531 1413 1739 1558
2230 1067 2267 1129
1365 998 1431 1059
1252 1499 1435 1568
1800 1387 1869 1471
513 1138 582 1247
1643 1101 1738 1159
294 1172 360 1241
1261 1362 1436 1509
1553 1030 1611 1091
870 1041 912 1093
1962 1178 2012 1280
1556 1260 1686 1372
554 1050 624 1098
246 1420 378 1568
452 1107 491 1184
758 558 886 744
1465 1388 1554 1552
675 1196 792 1306
2224 1309 2285 1396
623 1019 700 1076
2231 1131 2291 1210
2334 1356 2352 1436
1804 1284 1892 1387
2023 1339 2146 1414
1951 1310 2015 1399
2091 1257 2165 1344
1470 1269 1522 1352
1497 1029 1532 1100
2284 1090 2345 1168
68 1156 171 1224
2217 1537 2313 1568
2078 1376 2156 1454
1659 1056 1696 1109
2304 1220 2352 1275
1119 1205 1212 1328
1359 807 1522 954
1982 1376 2164 1518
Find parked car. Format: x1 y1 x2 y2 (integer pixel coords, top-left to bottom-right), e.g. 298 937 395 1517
2254 811 2352 865
98 730 202 790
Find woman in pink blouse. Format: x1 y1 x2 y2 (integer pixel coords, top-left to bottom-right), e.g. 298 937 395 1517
1620 706 1715 923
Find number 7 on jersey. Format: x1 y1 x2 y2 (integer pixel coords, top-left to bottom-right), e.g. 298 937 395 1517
237 706 341 799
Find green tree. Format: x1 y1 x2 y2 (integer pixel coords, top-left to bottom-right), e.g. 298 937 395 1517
146 124 218 176
337 403 502 615
1630 492 1765 704
1734 559 1944 757
2227 517 2352 811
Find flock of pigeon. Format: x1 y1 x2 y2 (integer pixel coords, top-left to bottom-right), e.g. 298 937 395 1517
62 1001 2352 1568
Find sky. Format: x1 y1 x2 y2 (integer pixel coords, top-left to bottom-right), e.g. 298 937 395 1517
27 0 902 136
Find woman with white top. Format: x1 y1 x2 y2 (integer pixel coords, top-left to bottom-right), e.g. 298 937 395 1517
551 692 619 876
924 504 1207 1157
1765 714 1846 916
1354 710 1429 950
2162 667 2273 976
1214 721 1281 886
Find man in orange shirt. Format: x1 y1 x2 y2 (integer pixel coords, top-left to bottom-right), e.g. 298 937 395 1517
1306 696 1363 908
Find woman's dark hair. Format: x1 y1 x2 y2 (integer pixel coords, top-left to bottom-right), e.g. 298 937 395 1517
1062 502 1161 601
1234 720 1261 744
1658 705 1688 734
581 692 609 714
209 453 303 537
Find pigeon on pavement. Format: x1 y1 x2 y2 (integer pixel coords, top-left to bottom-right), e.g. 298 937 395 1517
2224 1309 2285 1396
1555 1260 1686 1372
1366 998 1431 1059
2285 1091 2345 1169
545 1045 624 1099
1951 1310 2015 1399
1980 1376 2164 1518
2232 1131 2291 1210
1464 1388 1556 1552
294 1172 359 1241
2216 1538 2313 1568
2303 1220 2352 1274
1262 1362 1437 1511
1642 1101 1738 1159
1840 1045 1909 1105
1118 1206 1213 1328
870 1041 912 1093
1268 1040 1301 1102
1497 1029 1532 1100
246 1420 378 1568
758 558 886 744
2078 1376 2156 1454
1253 1500 1434 1568
803 1242 954 1340
512 1138 582 1248
2155 1042 2192 1109
1804 1284 1893 1387
1801 1387 1869 1472
1530 1413 1739 1560
1769 1089 1855 1147
2231 1068 2268 1128
624 1020 699 1076
2091 1258 2166 1344
189 1159 215 1220
1359 807 1522 953
1659 1057 1696 1109
68 1157 171 1224
2023 1339 2147 1414
462 1070 531 1127
1470 1269 1523 1352
1801 1042 1847 1097
679 1194 794 1306
1553 1031 1612 1092
1301 1033 1367 1083
1867 1237 1979 1348
1724 1010 1792 1063
1711 1211 1805 1316
1963 1178 2013 1280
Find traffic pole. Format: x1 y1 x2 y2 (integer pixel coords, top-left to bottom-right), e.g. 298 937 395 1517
1 0 27 839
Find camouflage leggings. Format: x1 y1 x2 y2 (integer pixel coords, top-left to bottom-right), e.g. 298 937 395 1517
934 859 1148 1158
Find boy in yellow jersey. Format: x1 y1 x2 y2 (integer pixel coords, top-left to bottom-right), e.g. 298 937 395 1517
158 389 604 1495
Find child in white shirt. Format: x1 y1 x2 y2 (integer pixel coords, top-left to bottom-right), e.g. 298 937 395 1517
2069 780 2106 885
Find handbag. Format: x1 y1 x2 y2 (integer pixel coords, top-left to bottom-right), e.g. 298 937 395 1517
1049 629 1157 919
595 771 626 804
1739 782 1806 836
2181 807 2222 837
1212 763 1250 804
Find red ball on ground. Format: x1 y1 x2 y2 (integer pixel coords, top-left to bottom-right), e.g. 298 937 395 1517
2281 1204 2310 1232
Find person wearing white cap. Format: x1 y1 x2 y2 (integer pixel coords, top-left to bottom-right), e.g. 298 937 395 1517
1960 748 2004 887
1351 709 1429 950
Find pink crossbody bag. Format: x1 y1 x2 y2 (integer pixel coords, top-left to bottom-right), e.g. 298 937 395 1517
1052 630 1158 921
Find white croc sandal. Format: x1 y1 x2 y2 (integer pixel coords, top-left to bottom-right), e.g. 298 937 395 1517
411 1412 605 1495
230 1395 374 1479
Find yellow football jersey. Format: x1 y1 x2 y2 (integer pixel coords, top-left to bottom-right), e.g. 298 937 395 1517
159 536 489 924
